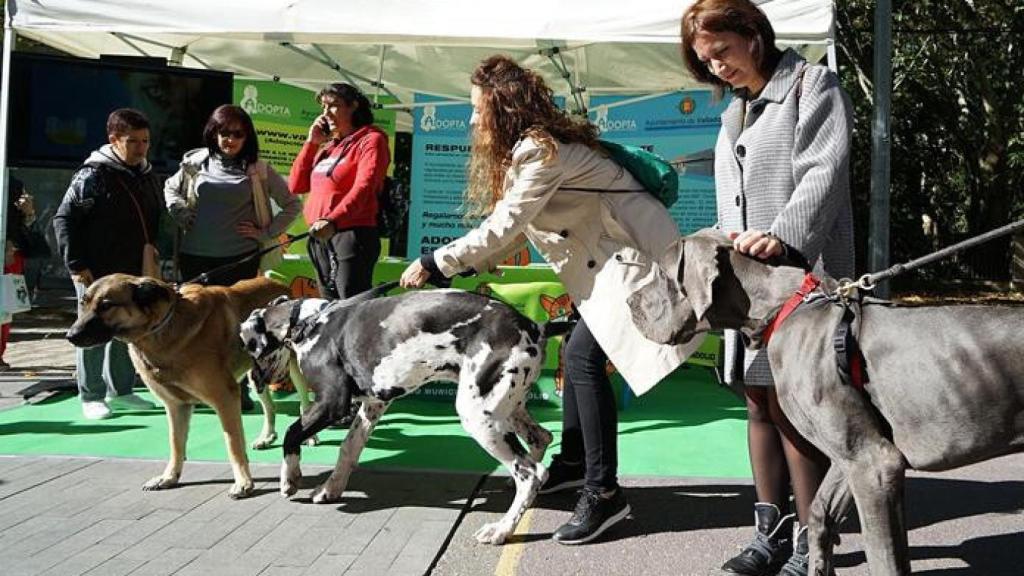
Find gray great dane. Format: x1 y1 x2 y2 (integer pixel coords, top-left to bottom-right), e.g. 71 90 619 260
627 228 1024 576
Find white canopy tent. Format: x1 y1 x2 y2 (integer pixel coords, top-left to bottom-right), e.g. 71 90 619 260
5 0 835 110
0 0 836 273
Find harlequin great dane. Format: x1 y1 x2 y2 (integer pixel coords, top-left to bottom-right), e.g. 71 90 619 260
240 282 571 544
627 228 1024 576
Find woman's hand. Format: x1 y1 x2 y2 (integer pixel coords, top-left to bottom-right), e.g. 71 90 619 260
307 114 330 145
309 219 336 240
236 221 263 240
731 230 783 259
400 260 432 289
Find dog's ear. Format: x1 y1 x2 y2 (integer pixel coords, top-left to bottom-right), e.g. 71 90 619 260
680 230 727 322
132 278 170 309
626 264 695 344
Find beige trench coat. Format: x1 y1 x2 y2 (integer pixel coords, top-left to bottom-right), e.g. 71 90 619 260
433 136 704 395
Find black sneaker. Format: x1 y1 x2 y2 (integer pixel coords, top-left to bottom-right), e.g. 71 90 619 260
777 525 809 576
552 487 630 545
539 455 585 494
721 502 794 575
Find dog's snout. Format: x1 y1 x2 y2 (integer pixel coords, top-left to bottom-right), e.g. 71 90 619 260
66 315 114 348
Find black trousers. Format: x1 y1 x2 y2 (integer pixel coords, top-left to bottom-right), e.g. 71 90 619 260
307 227 380 299
179 252 260 287
560 319 619 491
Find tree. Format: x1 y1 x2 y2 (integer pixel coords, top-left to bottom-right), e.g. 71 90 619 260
836 0 1024 285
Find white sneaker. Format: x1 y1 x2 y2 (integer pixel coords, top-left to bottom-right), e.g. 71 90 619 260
82 401 112 420
106 393 156 411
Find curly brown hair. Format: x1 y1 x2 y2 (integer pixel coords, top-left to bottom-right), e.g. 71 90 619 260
465 55 599 217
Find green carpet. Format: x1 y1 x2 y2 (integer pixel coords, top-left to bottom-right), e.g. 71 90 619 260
0 368 751 478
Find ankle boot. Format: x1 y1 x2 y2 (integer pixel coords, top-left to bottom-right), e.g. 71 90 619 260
721 502 795 575
777 524 810 576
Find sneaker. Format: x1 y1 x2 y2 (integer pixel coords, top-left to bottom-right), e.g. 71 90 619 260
721 502 794 575
106 393 156 411
539 455 585 494
82 400 112 420
777 525 809 576
552 487 631 545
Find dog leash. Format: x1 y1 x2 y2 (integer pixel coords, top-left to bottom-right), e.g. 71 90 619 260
180 231 310 286
836 218 1024 299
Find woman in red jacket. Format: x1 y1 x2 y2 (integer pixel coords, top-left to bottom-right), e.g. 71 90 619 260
289 83 390 299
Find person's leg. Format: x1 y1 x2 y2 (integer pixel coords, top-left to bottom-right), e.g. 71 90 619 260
552 319 629 545
74 281 110 419
721 385 795 575
563 320 617 491
103 336 155 411
770 387 830 576
338 228 380 297
747 386 790 506
540 327 585 494
307 237 339 300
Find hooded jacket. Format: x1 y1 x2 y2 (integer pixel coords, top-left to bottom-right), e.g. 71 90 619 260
53 144 162 279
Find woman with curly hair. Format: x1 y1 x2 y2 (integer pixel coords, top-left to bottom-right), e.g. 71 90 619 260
401 55 702 545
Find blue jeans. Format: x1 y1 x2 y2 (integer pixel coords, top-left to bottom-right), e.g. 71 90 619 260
74 281 137 402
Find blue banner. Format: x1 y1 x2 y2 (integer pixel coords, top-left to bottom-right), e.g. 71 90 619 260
407 95 475 260
590 91 731 234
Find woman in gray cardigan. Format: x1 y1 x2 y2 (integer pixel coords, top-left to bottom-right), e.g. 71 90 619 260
164 105 300 286
682 1 855 575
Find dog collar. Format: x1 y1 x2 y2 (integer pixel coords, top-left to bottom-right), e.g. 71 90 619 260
142 292 178 339
761 273 821 345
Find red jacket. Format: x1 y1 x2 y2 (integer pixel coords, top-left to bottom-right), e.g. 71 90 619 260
288 125 390 229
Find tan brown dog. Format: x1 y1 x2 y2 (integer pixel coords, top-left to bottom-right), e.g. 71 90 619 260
66 273 288 498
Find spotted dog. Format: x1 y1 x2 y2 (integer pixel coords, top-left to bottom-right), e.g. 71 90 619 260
240 282 571 544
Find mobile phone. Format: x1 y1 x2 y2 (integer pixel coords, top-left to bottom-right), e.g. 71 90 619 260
318 118 331 134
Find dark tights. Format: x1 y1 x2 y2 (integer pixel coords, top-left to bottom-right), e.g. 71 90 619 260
745 385 829 523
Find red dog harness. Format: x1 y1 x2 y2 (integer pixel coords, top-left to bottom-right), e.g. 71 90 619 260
760 273 821 345
761 272 869 390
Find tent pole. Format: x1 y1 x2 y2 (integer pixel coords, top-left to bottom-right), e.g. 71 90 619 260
0 5 15 271
869 0 893 297
374 45 386 105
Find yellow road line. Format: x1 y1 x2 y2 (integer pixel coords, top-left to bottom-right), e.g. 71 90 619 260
494 508 535 576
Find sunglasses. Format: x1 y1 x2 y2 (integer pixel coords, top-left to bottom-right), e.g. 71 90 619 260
218 129 246 139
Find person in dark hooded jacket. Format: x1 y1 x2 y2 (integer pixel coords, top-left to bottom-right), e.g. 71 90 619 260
53 108 161 420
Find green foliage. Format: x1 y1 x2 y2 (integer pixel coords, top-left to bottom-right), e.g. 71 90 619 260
837 0 1024 283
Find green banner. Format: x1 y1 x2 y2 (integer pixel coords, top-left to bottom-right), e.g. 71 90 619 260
234 80 398 176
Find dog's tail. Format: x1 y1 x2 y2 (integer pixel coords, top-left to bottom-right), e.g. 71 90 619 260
541 318 576 339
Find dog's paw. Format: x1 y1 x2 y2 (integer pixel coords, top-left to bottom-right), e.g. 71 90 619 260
304 434 320 447
228 480 255 500
251 432 277 450
311 484 342 504
142 475 178 491
474 521 513 545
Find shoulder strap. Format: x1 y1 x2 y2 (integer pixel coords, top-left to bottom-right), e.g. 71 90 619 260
249 162 273 228
112 175 152 244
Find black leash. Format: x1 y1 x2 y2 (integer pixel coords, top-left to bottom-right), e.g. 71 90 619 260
181 231 310 286
837 218 1024 297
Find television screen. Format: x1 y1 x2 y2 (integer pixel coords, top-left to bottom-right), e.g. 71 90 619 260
7 52 232 173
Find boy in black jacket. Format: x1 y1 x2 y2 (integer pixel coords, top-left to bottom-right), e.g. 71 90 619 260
53 108 161 420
